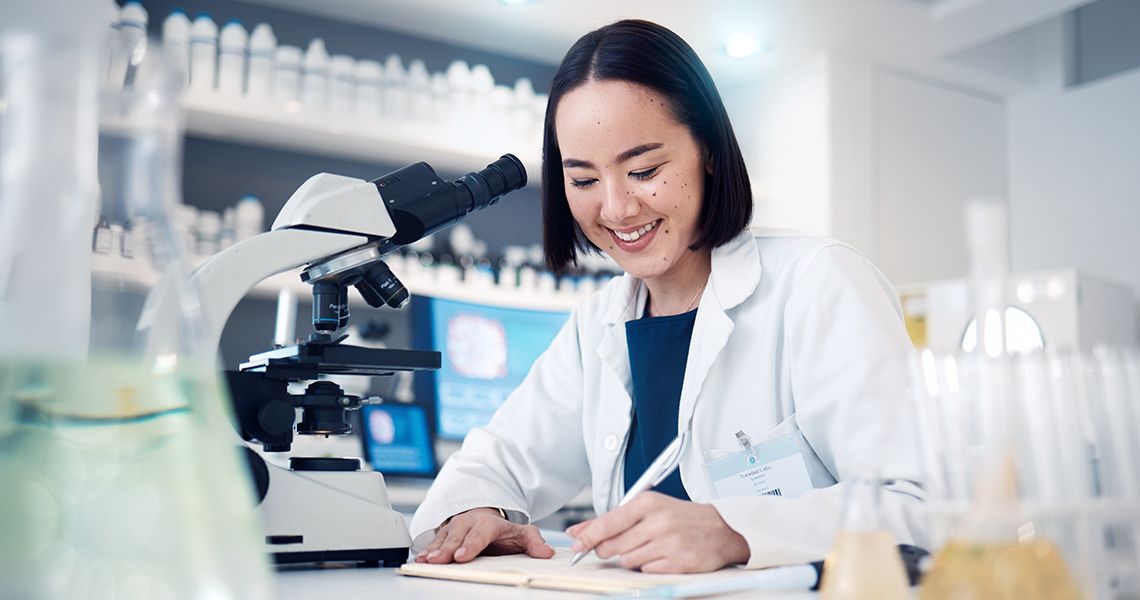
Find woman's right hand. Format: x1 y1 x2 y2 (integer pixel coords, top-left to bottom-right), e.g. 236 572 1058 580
415 507 556 564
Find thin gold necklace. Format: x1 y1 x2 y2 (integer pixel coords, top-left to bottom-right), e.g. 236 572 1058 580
649 279 706 317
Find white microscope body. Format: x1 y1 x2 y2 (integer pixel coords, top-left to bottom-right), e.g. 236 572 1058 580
189 155 527 566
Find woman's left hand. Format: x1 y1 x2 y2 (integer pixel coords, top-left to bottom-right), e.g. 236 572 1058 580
565 492 750 573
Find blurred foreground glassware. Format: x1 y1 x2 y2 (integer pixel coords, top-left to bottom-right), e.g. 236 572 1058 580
0 16 273 599
819 478 909 600
912 201 1102 599
912 346 1140 599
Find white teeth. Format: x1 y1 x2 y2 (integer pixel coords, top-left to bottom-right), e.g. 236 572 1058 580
613 220 658 242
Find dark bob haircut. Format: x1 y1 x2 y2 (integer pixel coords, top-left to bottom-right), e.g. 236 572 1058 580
542 19 753 272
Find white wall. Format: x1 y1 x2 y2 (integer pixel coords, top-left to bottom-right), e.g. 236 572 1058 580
753 55 833 236
1007 68 1140 297
872 68 1007 285
727 53 1007 287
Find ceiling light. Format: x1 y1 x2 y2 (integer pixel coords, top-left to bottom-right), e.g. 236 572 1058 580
499 0 530 4
725 36 763 59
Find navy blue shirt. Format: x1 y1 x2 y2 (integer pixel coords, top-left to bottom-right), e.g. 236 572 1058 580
622 308 697 501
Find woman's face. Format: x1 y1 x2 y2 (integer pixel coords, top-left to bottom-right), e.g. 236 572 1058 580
555 79 708 281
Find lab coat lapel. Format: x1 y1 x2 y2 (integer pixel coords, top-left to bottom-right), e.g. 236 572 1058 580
593 274 644 509
678 233 762 436
596 273 644 398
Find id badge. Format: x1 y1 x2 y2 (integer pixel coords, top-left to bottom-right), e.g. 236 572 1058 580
705 433 814 498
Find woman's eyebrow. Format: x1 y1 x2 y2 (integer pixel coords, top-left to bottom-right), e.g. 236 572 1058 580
562 142 665 169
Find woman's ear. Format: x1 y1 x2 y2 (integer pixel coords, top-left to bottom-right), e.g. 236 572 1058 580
704 148 715 175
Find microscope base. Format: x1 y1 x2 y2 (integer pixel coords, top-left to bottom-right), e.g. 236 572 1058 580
259 459 412 568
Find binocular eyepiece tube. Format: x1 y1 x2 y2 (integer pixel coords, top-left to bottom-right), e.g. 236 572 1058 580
305 155 528 335
373 153 528 247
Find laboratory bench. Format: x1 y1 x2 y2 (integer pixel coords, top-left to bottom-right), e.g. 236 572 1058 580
274 566 819 599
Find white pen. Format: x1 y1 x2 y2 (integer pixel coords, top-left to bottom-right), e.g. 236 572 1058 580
568 430 688 567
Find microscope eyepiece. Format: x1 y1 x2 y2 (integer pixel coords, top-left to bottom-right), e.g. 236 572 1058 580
456 153 528 213
372 154 528 247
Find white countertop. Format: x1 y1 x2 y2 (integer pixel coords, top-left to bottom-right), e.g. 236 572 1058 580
271 530 818 599
273 565 819 599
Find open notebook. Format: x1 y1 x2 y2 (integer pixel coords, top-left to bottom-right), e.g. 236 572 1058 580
396 549 750 595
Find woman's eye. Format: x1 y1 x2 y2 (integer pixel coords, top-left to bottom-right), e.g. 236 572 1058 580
630 166 660 180
570 178 596 189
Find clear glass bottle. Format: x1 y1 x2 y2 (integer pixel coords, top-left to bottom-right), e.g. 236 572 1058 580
0 23 273 599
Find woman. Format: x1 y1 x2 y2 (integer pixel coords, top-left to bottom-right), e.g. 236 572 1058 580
410 19 925 573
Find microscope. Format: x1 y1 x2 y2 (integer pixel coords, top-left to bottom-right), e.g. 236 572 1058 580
190 154 527 567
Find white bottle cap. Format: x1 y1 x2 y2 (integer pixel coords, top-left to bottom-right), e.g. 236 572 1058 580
470 64 494 92
162 9 191 40
514 77 534 102
408 59 429 87
385 55 406 81
355 59 382 81
250 23 276 49
446 60 471 89
191 14 218 38
304 38 329 69
120 1 148 27
219 20 248 49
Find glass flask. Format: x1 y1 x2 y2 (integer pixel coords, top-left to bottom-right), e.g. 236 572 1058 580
0 12 274 599
914 202 1086 600
819 478 910 599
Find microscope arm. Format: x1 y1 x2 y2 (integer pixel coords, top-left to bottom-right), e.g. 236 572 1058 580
191 228 371 355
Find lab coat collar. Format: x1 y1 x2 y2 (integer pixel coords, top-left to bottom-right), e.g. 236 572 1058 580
600 231 761 326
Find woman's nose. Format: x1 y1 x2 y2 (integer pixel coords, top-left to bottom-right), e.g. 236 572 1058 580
599 182 641 223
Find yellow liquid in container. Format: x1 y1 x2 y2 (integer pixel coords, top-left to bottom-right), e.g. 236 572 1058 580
919 539 1083 600
819 530 909 600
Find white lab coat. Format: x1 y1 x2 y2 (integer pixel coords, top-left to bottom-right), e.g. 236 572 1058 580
410 230 928 568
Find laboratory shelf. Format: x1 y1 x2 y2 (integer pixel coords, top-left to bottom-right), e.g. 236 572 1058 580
181 92 542 184
92 254 590 313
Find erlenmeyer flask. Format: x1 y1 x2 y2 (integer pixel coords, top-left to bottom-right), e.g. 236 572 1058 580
0 17 273 600
819 478 909 599
918 456 1083 600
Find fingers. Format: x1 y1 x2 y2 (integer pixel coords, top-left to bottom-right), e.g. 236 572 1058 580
453 520 500 563
415 524 453 562
593 520 654 560
419 510 526 564
426 518 475 563
570 494 658 555
519 526 555 559
564 520 590 538
615 538 667 571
